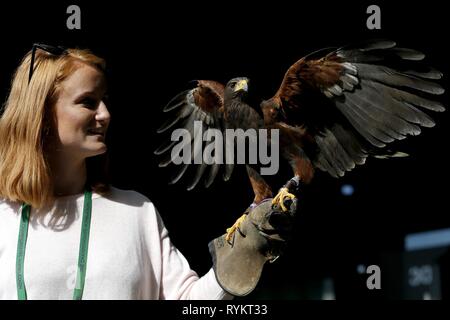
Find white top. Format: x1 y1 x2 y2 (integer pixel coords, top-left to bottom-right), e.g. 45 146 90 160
0 187 230 300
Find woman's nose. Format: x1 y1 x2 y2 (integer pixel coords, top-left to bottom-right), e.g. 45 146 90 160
95 101 111 123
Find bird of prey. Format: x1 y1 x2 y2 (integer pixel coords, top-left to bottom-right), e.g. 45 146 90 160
155 40 445 239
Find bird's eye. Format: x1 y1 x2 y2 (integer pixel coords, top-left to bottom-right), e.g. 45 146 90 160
230 82 236 88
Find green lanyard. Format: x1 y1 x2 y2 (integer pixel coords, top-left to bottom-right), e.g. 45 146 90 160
16 190 93 300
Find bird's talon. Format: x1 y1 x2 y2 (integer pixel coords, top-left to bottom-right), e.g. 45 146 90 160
272 187 296 212
225 214 247 242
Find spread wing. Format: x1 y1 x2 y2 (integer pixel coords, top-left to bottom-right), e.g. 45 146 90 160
154 80 235 190
264 40 445 178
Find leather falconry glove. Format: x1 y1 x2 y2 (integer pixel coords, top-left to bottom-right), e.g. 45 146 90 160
208 177 300 296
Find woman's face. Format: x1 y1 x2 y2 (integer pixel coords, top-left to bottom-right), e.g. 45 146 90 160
52 62 110 160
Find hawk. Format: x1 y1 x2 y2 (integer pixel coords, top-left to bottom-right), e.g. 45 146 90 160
155 40 445 238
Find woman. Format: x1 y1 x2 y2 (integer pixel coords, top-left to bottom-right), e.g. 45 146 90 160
0 45 294 300
0 48 232 299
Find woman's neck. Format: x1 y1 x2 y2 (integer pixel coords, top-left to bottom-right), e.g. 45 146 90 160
50 155 87 197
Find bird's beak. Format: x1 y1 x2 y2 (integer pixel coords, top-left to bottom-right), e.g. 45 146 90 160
234 79 249 92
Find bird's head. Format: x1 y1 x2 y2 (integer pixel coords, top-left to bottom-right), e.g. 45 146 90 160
225 77 249 99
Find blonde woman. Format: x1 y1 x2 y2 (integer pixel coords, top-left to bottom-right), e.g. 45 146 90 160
0 44 295 300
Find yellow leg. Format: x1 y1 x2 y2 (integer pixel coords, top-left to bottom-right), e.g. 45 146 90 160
225 214 247 242
272 187 296 212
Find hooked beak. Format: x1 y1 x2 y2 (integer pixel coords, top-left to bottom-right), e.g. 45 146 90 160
234 78 249 92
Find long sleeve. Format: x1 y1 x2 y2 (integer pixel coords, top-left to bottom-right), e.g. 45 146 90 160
154 207 233 300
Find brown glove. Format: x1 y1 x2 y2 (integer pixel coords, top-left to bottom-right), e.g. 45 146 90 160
208 178 299 296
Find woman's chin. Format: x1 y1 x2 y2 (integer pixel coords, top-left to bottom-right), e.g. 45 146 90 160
85 144 108 157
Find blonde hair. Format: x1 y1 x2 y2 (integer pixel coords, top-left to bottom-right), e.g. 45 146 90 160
0 47 111 209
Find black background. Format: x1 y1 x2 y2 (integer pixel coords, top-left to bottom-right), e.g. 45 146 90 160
0 1 448 299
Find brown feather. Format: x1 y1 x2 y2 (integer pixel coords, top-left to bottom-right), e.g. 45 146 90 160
274 123 316 183
273 55 344 108
246 165 273 203
193 80 224 113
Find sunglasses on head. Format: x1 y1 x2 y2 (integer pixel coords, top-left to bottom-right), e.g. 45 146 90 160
29 43 67 84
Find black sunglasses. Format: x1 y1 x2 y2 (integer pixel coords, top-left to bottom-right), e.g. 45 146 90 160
29 43 67 84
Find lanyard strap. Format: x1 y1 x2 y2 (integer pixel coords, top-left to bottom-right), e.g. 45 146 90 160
16 204 30 300
73 190 92 300
16 190 93 300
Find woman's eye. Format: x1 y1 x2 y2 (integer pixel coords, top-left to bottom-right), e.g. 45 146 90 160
81 97 97 109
